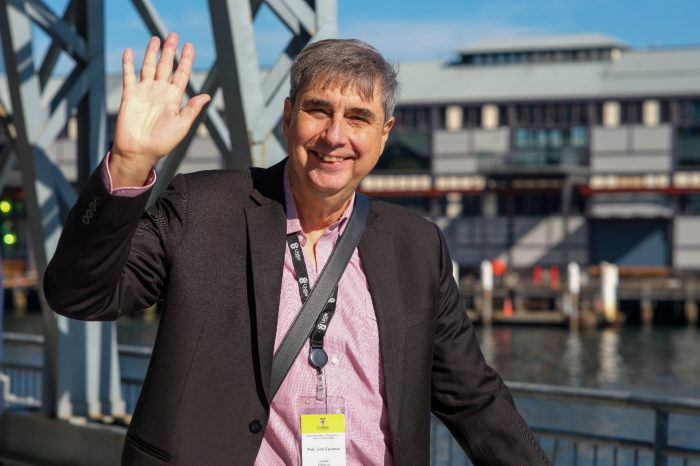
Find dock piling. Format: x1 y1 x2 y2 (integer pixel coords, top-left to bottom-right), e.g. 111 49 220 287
481 260 493 325
641 282 654 326
567 262 581 331
685 300 698 326
600 262 619 324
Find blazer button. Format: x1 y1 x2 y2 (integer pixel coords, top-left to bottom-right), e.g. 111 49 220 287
249 420 263 434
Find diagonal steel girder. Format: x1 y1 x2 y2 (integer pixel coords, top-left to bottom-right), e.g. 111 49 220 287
0 0 337 419
128 0 233 203
209 0 337 170
0 0 123 419
133 0 338 201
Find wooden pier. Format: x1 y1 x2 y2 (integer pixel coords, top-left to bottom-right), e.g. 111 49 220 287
461 267 700 328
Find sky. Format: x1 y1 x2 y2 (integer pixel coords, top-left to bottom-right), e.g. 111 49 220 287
3 0 700 74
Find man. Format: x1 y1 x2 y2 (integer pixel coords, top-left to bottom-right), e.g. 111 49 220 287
44 33 550 465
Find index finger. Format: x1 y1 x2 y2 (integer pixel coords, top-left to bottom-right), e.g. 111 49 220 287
122 48 136 88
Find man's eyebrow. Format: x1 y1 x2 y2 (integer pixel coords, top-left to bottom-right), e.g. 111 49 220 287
300 97 332 109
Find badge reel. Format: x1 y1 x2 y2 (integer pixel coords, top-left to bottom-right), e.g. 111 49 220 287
298 346 346 416
298 347 347 466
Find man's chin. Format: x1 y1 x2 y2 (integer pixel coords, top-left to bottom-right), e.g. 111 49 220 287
310 183 357 201
308 174 355 194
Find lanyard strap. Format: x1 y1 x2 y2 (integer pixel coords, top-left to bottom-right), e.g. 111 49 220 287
270 193 370 400
286 234 338 352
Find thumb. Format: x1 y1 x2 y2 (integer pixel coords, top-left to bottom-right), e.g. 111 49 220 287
180 94 211 130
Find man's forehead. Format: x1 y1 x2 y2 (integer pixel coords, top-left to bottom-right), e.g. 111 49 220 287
300 75 380 104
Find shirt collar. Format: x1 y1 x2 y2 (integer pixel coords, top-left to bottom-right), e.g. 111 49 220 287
284 161 355 236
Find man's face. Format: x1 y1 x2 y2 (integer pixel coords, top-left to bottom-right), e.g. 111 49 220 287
283 79 394 201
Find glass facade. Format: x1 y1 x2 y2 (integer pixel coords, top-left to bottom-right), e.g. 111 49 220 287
679 99 700 125
393 106 432 131
460 48 616 66
514 103 590 127
678 194 700 215
677 127 700 167
375 129 432 171
511 127 589 166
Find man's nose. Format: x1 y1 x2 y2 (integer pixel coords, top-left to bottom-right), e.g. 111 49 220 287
321 116 348 147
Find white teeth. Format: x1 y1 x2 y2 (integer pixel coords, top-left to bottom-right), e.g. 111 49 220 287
316 152 345 163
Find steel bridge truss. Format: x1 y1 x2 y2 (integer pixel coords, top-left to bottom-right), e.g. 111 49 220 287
0 0 336 418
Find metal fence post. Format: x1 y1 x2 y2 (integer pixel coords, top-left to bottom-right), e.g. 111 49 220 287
654 410 669 466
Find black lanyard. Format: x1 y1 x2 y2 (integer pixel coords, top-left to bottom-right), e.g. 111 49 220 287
286 234 338 372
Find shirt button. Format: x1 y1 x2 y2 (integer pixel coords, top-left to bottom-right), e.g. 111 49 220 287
249 420 263 434
331 356 339 365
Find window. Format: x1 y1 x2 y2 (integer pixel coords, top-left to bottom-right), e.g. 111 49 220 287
512 127 589 166
459 48 617 66
659 100 671 123
515 103 590 127
394 106 432 131
621 101 643 124
461 195 482 216
679 100 700 125
463 106 481 128
513 192 562 215
678 195 700 215
376 130 432 171
677 127 700 167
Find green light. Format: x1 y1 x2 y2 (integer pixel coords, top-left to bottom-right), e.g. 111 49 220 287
0 200 11 214
3 233 16 245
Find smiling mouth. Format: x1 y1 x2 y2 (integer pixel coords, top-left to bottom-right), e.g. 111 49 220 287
311 150 352 163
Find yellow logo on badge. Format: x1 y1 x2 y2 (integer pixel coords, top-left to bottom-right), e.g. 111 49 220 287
300 413 345 434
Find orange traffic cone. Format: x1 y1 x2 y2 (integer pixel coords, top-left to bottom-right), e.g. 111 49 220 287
503 297 513 316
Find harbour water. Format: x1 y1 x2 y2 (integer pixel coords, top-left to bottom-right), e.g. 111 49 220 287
3 313 700 464
4 313 699 397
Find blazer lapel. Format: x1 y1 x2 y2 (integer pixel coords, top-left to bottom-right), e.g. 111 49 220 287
359 209 407 444
245 161 288 404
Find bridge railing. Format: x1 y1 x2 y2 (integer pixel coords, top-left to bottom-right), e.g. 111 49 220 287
3 332 700 465
429 382 700 465
509 382 700 466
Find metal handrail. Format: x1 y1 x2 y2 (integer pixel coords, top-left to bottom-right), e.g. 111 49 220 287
4 333 700 465
3 332 44 345
508 381 700 416
3 331 153 356
507 381 700 465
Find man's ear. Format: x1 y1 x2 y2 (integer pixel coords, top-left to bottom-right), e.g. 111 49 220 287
380 116 395 152
283 98 293 138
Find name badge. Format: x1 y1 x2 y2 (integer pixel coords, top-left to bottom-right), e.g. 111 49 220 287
300 413 346 466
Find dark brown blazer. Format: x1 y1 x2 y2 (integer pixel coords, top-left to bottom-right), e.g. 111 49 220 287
44 159 550 465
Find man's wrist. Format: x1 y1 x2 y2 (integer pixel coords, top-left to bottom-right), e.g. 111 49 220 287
108 149 156 189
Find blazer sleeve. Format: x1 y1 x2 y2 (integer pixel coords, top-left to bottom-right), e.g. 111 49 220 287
43 161 188 321
430 225 551 465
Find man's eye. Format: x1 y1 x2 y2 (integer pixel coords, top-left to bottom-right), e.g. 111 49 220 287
349 115 368 123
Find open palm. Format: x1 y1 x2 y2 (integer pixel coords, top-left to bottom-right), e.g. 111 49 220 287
110 33 210 187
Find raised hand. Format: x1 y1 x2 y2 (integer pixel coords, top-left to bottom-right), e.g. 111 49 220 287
109 32 211 188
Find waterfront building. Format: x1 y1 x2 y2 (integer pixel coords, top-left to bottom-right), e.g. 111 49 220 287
369 33 700 276
1 33 700 278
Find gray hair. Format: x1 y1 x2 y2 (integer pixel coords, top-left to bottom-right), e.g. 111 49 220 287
289 39 399 122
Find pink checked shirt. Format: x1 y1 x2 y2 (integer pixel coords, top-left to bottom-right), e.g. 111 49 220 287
103 156 394 464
